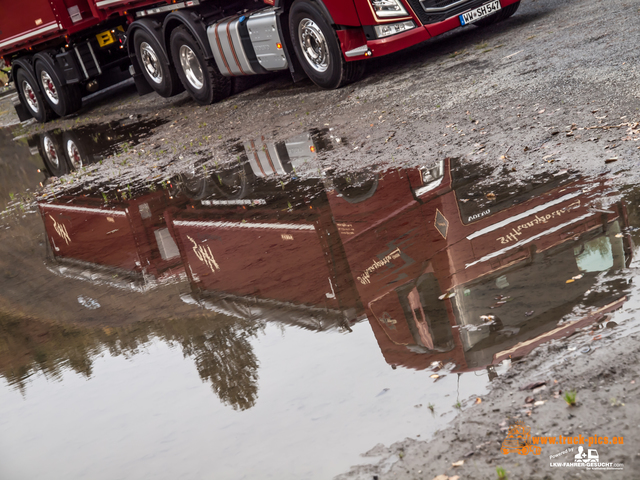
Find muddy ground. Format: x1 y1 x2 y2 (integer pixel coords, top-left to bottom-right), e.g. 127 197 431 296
337 310 640 479
2 0 640 478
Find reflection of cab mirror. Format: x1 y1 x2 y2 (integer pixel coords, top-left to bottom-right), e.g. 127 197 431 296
421 160 445 184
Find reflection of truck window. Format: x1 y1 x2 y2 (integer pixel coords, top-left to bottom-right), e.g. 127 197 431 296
574 221 624 272
396 273 454 353
451 158 574 225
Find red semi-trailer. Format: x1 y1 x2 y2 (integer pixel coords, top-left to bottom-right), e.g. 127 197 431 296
1 0 522 122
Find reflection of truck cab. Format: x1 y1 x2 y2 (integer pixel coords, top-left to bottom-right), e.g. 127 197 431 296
39 188 186 291
326 158 632 372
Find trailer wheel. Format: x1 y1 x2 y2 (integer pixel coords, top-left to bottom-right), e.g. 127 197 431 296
15 68 53 123
170 26 231 105
289 0 365 89
39 133 69 177
474 1 520 27
133 29 184 98
34 60 82 117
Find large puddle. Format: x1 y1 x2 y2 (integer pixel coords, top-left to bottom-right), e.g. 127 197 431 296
1 119 638 479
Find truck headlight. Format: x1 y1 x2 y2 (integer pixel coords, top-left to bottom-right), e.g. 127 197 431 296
370 0 409 18
374 20 415 38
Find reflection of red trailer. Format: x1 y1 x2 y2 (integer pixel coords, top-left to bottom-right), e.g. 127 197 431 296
167 182 363 329
39 190 186 290
327 159 632 372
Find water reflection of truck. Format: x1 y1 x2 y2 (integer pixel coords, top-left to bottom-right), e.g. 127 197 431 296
28 118 164 177
325 159 633 373
39 188 187 291
166 175 364 331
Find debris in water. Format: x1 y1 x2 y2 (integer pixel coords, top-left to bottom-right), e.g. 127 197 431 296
78 296 101 309
520 381 546 391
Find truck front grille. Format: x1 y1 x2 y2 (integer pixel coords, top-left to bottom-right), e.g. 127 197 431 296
405 0 493 25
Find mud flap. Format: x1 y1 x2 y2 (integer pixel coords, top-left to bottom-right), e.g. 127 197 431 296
11 94 32 122
129 64 154 96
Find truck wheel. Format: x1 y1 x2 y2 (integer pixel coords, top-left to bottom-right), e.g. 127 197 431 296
15 68 53 123
289 0 365 89
34 60 82 117
133 29 183 98
40 133 69 176
170 26 231 105
474 1 520 27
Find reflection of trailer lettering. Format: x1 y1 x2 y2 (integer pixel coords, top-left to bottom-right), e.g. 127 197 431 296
39 190 186 290
167 182 363 330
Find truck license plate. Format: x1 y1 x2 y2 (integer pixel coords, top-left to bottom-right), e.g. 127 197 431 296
459 0 502 25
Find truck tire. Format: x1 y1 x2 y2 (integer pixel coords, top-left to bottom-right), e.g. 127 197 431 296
34 60 82 117
289 0 365 89
62 131 87 170
474 1 520 27
39 133 69 177
170 26 231 105
133 29 183 98
15 68 53 123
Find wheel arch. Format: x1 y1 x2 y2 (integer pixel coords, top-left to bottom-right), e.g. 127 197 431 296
276 0 336 25
127 19 170 64
33 50 66 85
11 56 37 85
163 11 214 60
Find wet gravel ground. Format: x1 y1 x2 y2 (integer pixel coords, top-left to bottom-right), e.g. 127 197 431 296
2 0 640 477
337 314 640 480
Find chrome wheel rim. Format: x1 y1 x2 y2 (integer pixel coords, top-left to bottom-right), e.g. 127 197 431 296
179 45 204 90
43 136 59 168
40 70 59 105
66 139 82 169
140 42 163 84
298 19 330 73
21 80 39 113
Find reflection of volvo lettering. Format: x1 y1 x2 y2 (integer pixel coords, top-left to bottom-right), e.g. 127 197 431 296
468 209 491 223
327 158 632 376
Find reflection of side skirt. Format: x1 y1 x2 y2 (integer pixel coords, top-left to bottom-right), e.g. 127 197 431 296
187 290 356 332
44 256 153 293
